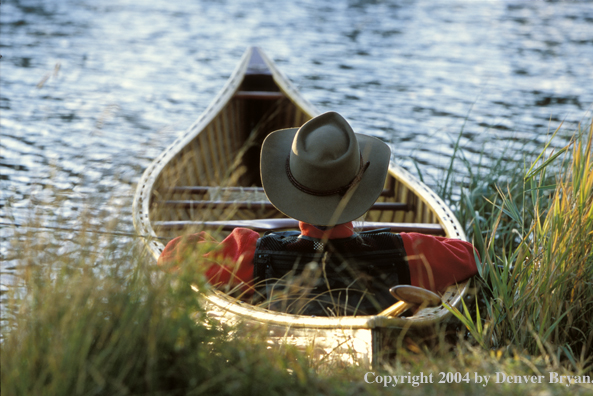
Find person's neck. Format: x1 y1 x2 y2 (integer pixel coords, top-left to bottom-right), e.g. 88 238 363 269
298 221 355 239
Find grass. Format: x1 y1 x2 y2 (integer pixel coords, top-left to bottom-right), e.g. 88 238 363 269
0 218 340 395
439 120 593 371
1 121 592 395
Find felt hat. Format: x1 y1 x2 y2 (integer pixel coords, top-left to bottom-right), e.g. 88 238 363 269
260 111 391 226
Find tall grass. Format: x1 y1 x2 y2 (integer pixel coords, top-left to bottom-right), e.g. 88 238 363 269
1 219 370 395
441 121 593 371
3 220 592 396
2 122 592 395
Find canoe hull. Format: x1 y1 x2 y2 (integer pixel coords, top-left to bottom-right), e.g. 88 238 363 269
133 47 471 366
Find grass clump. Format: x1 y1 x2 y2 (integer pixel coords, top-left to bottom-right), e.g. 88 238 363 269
441 121 593 371
0 219 362 396
2 121 592 395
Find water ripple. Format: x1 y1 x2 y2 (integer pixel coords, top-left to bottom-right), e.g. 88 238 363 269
1 0 591 266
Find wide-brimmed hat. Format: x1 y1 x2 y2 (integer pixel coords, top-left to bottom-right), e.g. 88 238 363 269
260 111 391 226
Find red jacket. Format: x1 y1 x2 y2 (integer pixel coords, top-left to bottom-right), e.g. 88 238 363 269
157 222 478 294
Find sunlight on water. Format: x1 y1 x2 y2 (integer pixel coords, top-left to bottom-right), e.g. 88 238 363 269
1 0 592 284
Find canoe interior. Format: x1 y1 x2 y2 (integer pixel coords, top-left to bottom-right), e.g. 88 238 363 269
148 93 453 241
150 96 310 230
145 46 461 240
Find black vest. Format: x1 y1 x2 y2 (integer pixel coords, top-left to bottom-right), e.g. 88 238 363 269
253 229 410 316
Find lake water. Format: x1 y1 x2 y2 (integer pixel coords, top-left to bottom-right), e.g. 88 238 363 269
1 0 592 284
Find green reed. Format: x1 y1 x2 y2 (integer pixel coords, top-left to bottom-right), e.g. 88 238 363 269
2 122 592 395
3 218 591 396
440 121 593 372
0 216 355 396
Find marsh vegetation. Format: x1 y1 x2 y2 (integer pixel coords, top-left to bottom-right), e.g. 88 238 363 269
1 122 592 395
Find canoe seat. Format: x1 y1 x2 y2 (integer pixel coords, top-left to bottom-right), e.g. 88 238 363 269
153 218 445 235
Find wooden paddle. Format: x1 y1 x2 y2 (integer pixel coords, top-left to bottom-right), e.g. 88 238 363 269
153 218 445 235
378 285 442 317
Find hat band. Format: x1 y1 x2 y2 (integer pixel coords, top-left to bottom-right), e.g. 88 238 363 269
285 154 371 197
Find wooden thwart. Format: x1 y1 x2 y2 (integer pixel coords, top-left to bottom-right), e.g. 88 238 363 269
166 186 266 194
161 177 397 198
156 199 411 212
234 91 285 100
153 218 445 235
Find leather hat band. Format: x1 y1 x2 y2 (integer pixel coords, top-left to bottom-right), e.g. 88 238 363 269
285 153 370 197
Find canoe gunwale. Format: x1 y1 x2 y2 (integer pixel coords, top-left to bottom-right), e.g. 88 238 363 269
197 281 470 330
133 48 256 259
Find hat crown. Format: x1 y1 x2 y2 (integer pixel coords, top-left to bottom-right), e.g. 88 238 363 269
289 112 360 191
259 110 391 226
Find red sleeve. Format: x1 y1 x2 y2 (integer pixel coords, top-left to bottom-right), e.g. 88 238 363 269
400 233 479 293
157 228 259 290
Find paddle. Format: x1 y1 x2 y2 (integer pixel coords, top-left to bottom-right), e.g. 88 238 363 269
153 218 445 235
378 285 442 317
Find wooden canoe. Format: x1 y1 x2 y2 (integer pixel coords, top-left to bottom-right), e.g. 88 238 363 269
133 46 471 366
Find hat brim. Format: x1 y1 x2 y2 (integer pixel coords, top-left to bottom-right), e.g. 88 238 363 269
260 128 391 226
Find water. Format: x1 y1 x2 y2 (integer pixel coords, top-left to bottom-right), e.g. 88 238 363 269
1 0 592 281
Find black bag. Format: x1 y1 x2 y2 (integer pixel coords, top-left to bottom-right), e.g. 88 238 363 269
253 229 410 316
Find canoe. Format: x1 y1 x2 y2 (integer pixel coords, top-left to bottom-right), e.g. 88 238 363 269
132 46 471 366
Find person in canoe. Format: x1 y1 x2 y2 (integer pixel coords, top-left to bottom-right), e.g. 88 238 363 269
158 112 478 316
